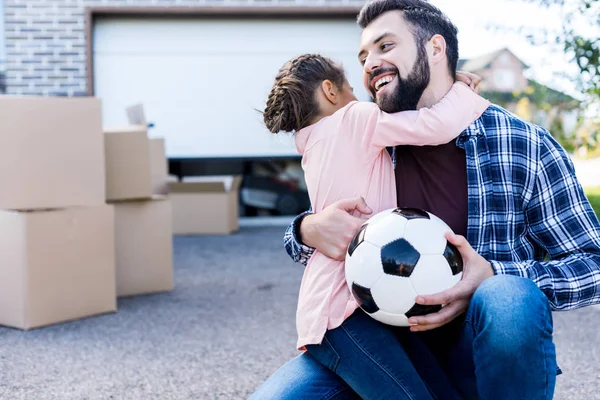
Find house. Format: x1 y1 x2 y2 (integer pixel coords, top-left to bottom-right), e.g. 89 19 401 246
1 2 369 158
1 0 369 215
458 47 581 137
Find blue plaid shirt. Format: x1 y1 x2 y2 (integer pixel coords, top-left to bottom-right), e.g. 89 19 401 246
283 105 600 311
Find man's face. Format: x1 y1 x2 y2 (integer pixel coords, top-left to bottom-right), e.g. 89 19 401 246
358 11 430 112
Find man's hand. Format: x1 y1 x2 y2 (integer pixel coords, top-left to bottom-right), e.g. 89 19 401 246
407 232 495 332
456 71 483 94
300 197 372 261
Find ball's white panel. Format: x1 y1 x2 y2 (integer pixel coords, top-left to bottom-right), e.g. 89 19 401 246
370 275 416 315
410 255 455 296
364 213 407 247
345 241 384 289
364 208 396 228
370 309 410 327
428 212 454 234
403 219 447 255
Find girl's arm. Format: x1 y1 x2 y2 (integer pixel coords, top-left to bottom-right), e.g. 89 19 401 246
344 82 490 158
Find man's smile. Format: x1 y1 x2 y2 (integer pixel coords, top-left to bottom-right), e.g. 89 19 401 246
370 72 398 95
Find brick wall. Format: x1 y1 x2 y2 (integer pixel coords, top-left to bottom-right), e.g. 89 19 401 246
3 0 364 96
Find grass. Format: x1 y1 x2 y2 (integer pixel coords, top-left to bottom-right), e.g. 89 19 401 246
585 186 600 218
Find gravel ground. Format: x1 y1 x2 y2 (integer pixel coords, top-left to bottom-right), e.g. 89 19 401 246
0 227 598 399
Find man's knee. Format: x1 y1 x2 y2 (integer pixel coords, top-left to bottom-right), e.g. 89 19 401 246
468 275 553 355
249 353 353 400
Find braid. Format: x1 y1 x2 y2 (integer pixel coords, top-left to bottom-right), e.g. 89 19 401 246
263 54 346 134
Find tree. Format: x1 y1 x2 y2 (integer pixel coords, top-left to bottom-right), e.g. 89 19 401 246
515 0 599 101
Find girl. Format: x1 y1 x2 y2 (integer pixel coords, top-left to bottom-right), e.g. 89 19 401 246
261 53 490 399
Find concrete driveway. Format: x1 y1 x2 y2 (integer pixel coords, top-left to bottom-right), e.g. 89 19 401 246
0 227 598 399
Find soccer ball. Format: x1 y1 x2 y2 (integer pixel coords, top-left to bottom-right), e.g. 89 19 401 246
345 207 463 327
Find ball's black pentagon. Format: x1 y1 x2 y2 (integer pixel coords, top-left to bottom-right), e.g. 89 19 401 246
405 303 442 318
347 224 368 257
380 238 420 277
351 282 379 314
443 242 463 275
392 207 430 220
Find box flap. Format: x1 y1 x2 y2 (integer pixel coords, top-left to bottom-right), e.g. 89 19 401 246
231 176 243 191
104 125 148 135
169 181 226 193
169 175 242 193
126 104 147 126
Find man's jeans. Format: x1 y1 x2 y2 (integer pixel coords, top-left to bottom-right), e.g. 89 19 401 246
249 275 558 400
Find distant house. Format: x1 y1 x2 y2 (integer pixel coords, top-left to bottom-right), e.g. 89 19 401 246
458 48 581 138
459 48 530 93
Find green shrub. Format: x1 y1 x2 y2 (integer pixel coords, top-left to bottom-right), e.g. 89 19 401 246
585 187 600 218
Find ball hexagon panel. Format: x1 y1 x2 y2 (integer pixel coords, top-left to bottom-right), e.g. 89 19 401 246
363 213 408 247
443 242 464 275
363 208 396 229
380 238 420 277
370 309 410 327
410 254 454 295
428 212 453 234
345 241 384 289
392 208 430 220
403 219 448 255
351 282 379 314
370 274 416 315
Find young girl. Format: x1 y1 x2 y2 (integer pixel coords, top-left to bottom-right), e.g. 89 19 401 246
261 53 490 399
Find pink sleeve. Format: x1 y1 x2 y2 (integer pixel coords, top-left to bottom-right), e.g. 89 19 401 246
343 82 490 159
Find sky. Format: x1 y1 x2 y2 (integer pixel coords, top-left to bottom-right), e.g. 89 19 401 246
431 0 581 98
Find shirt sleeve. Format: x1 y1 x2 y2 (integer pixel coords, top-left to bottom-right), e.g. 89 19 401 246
283 207 315 266
490 131 600 311
344 82 490 160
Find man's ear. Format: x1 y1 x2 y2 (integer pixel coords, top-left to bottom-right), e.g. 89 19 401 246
320 80 339 105
429 34 447 66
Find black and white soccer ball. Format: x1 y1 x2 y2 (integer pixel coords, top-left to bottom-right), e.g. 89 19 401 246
345 207 463 327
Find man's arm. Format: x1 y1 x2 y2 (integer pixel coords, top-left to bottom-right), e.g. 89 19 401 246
284 209 315 266
283 197 373 264
408 129 600 331
490 131 600 311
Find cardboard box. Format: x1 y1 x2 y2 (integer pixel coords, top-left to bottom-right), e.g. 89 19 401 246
104 126 153 201
0 205 117 330
0 96 106 210
150 138 169 195
114 197 174 297
169 176 242 235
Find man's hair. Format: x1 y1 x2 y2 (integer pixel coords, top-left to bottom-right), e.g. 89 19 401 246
263 54 345 133
357 0 459 78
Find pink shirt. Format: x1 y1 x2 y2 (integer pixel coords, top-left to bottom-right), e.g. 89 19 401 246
294 83 491 349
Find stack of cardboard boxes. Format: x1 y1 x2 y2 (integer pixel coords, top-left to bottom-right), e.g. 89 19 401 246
169 176 242 235
104 126 174 298
0 97 116 330
0 96 174 331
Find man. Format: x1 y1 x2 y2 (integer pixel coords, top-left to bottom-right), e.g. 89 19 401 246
251 0 600 398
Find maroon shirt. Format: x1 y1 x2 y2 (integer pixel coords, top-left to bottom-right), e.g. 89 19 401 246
394 142 468 237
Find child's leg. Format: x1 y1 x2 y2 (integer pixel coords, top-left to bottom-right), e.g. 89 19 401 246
305 310 436 400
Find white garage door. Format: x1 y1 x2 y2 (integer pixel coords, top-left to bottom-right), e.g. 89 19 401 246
93 17 370 159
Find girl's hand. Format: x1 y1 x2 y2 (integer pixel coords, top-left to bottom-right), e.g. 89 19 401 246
456 71 483 94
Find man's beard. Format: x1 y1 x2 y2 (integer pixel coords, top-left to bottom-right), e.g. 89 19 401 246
372 46 430 113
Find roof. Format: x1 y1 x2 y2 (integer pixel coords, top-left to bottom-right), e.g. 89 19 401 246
458 48 529 72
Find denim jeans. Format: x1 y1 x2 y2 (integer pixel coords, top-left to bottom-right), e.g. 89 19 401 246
249 275 558 400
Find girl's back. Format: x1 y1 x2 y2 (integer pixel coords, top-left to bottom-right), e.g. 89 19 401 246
260 53 489 350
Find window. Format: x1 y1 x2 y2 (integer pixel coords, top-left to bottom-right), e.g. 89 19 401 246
494 69 516 91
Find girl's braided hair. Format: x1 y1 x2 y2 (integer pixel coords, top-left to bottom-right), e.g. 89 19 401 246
263 54 346 134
